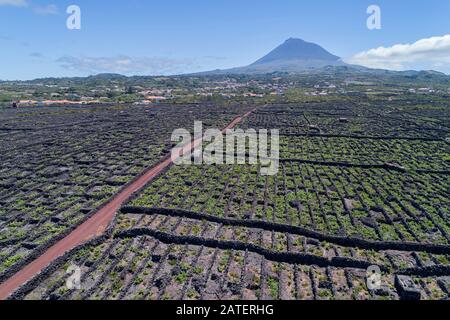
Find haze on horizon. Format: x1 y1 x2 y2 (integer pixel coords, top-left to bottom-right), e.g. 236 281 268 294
1 0 450 80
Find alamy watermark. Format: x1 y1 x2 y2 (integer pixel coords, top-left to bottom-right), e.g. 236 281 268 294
64 5 379 31
171 122 280 176
366 265 382 291
367 5 382 30
66 5 81 30
66 264 82 290
64 5 380 31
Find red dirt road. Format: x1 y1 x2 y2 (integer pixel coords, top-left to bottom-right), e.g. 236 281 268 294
0 109 255 300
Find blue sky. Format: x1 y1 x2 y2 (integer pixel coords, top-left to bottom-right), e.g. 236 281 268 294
1 0 450 80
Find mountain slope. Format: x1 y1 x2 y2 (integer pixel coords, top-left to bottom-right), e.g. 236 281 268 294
197 38 348 75
252 38 340 65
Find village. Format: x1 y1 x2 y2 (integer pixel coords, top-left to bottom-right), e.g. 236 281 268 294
2 73 449 109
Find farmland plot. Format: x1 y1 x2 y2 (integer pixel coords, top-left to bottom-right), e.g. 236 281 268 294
13 101 449 300
0 103 251 279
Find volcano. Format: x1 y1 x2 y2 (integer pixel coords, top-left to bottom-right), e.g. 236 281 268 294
200 38 347 74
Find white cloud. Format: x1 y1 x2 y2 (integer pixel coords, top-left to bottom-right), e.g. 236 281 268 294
0 1 58 15
56 55 199 75
0 0 28 6
345 35 450 72
33 4 57 15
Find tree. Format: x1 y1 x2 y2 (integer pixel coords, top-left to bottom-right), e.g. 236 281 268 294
125 86 134 95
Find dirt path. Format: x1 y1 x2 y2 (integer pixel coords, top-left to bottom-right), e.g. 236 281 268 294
0 108 256 300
